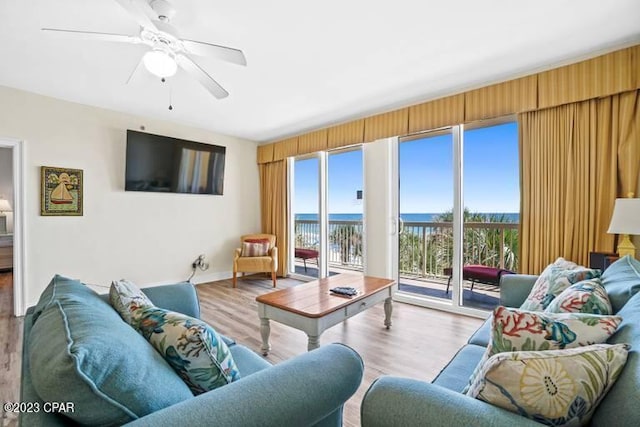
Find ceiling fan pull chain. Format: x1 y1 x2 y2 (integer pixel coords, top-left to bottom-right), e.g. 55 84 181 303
168 80 173 111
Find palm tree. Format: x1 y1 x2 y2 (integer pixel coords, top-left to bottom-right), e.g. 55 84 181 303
329 223 362 265
432 209 519 272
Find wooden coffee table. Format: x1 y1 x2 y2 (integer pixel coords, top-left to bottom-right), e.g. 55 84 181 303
256 274 397 355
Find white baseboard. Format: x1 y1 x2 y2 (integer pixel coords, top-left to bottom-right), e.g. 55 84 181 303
191 270 233 285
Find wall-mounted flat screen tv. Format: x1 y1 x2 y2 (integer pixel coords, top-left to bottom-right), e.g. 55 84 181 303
125 130 226 195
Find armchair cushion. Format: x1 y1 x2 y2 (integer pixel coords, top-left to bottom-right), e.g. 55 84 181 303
241 241 270 257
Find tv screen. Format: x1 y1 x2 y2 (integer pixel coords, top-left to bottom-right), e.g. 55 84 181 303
125 130 226 195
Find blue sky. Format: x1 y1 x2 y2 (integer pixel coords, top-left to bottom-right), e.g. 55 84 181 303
295 122 519 213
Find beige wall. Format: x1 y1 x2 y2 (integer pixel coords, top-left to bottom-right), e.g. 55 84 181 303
0 85 260 309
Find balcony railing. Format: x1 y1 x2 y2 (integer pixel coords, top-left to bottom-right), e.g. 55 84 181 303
294 219 519 277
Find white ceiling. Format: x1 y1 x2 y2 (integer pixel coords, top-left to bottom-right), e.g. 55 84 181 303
1 0 639 143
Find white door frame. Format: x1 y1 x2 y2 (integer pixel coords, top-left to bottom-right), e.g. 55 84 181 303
0 138 25 316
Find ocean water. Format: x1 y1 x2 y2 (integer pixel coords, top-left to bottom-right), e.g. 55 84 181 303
296 213 520 222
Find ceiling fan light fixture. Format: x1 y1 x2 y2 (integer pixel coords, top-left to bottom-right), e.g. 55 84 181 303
143 48 177 78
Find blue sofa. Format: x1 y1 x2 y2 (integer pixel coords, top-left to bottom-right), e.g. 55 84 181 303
361 256 640 427
21 279 364 426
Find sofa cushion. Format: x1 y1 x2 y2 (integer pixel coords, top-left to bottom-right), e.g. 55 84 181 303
28 275 193 426
520 258 601 311
229 344 272 377
467 317 491 347
600 255 640 313
133 306 241 395
467 344 629 426
591 289 640 426
432 344 487 392
544 278 612 314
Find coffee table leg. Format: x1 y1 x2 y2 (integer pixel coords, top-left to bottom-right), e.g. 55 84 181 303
307 334 320 351
260 317 271 356
384 297 393 329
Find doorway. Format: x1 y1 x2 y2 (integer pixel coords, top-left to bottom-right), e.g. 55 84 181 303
0 138 24 317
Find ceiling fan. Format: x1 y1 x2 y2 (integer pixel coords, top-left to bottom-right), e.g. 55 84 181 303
42 0 246 99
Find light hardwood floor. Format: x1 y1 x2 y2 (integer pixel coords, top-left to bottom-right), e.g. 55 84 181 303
0 272 483 427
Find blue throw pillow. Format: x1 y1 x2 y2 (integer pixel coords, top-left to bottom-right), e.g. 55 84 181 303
29 275 193 426
600 255 640 313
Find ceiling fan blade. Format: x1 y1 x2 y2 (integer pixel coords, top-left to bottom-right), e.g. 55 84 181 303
113 0 158 31
125 57 145 84
42 28 142 44
176 54 229 99
181 40 247 66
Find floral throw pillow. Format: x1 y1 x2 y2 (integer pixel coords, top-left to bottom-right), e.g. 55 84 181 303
241 241 270 257
462 306 622 393
132 306 241 394
467 343 630 426
109 279 154 324
109 280 241 394
520 258 601 311
545 278 613 315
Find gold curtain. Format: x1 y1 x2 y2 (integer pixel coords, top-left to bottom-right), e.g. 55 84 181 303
616 90 640 197
259 160 288 277
257 144 274 164
519 89 640 274
537 46 636 109
464 76 537 121
408 94 464 133
364 108 409 142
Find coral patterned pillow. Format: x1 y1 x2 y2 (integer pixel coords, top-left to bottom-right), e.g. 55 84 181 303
545 278 612 315
467 344 629 426
462 306 622 393
241 241 270 257
520 258 601 311
490 306 621 353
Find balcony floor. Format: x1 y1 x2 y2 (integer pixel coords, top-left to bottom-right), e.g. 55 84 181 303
292 261 499 311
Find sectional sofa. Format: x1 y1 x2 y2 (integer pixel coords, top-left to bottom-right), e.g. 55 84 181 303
361 256 640 426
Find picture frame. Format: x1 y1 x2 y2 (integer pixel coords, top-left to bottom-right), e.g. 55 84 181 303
41 166 83 216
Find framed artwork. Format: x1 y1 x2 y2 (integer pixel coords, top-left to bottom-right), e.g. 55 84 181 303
41 166 83 216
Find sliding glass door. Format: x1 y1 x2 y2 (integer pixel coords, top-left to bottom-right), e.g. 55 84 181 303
292 157 322 278
290 147 364 279
461 122 519 310
395 120 518 314
397 129 454 304
328 148 363 276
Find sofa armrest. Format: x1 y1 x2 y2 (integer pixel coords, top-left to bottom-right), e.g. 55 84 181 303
125 343 363 427
142 282 200 319
499 274 538 308
361 376 541 427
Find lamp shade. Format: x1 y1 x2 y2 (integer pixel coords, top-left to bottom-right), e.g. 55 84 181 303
608 198 640 235
0 198 11 213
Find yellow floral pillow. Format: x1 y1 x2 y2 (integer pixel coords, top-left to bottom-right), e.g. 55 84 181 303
467 343 629 426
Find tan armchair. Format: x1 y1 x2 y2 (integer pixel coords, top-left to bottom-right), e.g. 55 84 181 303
233 233 278 288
